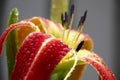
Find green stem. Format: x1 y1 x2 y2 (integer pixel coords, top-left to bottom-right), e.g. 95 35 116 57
6 8 19 76
50 0 69 23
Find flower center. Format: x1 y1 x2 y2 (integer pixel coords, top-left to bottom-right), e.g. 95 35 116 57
61 4 87 51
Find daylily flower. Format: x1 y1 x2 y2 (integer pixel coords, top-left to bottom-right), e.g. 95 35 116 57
0 5 116 80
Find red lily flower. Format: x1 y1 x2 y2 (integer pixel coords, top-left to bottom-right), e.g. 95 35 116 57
0 6 116 80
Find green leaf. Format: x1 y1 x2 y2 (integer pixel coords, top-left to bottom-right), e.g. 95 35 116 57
6 8 19 76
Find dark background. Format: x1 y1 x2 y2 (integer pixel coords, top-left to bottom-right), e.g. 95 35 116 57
0 0 119 80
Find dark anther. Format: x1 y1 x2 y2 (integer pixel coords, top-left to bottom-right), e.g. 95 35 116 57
77 16 83 28
61 12 68 26
65 12 68 24
76 41 84 52
70 4 75 17
77 10 87 28
61 13 64 26
82 10 87 24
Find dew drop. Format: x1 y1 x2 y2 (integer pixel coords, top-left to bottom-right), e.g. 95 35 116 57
27 62 31 66
30 42 34 46
29 58 32 61
50 54 53 58
48 64 51 67
24 48 28 51
26 50 30 54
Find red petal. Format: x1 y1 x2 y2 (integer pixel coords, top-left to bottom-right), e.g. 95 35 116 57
0 22 39 55
82 58 116 80
10 32 70 80
78 50 116 80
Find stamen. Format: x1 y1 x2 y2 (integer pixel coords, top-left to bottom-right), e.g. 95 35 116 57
65 12 68 27
69 4 75 29
82 10 87 24
61 12 68 28
77 10 87 30
65 5 75 44
61 12 68 41
61 5 87 49
70 4 75 17
61 13 64 26
77 10 87 34
76 41 84 52
77 16 83 29
72 10 87 48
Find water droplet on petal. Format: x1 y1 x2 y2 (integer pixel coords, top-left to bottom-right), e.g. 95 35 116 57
26 50 30 54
